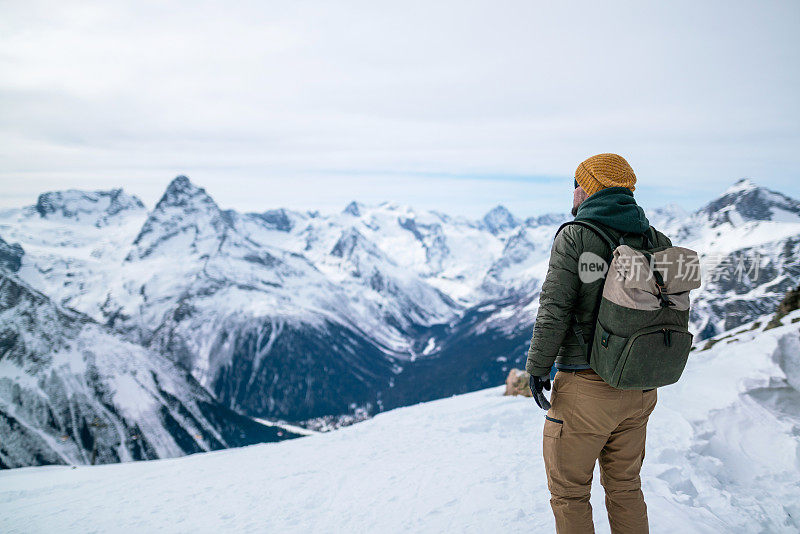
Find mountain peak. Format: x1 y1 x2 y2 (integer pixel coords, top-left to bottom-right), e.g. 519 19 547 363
699 179 800 227
482 205 518 234
343 201 363 216
724 178 758 195
34 188 145 226
156 175 214 210
168 174 192 191
254 208 294 232
130 176 228 260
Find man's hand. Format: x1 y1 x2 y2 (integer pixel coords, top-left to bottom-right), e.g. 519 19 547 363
529 373 552 411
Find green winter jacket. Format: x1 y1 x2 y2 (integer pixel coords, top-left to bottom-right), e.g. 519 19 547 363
525 187 672 377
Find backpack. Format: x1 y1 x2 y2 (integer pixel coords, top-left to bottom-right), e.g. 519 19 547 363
557 220 702 390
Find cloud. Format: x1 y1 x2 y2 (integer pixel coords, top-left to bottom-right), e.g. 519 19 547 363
1 0 799 216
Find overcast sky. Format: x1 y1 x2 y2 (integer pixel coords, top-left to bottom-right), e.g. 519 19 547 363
1 0 798 218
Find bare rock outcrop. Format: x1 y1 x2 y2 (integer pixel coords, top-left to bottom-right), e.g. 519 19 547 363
504 369 532 397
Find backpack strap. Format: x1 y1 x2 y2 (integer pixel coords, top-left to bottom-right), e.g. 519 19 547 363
620 227 655 248
555 220 617 252
640 250 673 308
557 220 659 251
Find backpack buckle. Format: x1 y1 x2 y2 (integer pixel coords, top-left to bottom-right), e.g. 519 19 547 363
654 278 673 308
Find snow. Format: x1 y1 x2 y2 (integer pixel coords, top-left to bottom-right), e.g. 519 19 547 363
723 178 758 195
252 418 318 437
3 313 799 533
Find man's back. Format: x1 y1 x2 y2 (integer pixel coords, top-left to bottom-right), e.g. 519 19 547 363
527 187 672 378
527 154 666 534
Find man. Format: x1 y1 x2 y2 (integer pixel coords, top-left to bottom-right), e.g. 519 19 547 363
526 153 671 534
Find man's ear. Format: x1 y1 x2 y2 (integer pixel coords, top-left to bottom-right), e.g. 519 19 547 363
573 185 588 204
572 186 588 216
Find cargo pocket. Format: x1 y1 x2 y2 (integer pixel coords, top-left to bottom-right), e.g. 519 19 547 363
543 415 563 481
543 415 563 438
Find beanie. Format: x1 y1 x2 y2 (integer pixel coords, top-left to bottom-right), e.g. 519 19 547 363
574 153 637 197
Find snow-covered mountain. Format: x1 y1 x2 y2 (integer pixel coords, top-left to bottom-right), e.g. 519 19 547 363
0 236 23 272
35 188 145 227
102 178 457 420
2 307 799 532
0 268 300 469
659 179 800 337
1 176 799 435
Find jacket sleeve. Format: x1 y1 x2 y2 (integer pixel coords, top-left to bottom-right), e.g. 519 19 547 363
525 226 582 377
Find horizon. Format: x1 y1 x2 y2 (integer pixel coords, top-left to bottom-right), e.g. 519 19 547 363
3 174 788 222
2 167 797 221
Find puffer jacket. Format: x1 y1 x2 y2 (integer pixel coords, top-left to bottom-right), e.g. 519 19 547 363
525 187 672 377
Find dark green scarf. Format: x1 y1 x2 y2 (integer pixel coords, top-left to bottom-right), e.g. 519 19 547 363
575 187 650 234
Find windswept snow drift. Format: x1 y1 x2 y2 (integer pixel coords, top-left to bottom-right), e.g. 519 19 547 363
2 312 799 533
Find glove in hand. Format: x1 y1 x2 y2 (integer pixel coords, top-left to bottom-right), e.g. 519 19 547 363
529 374 552 411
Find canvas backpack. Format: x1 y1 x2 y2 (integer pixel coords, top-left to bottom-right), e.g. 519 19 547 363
557 220 702 390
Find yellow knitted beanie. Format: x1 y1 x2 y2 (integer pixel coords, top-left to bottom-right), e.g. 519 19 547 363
574 153 637 197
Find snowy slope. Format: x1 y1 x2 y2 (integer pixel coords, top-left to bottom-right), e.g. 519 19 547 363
2 311 799 533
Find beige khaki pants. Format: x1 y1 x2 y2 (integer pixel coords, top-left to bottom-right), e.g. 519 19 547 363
543 369 657 534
